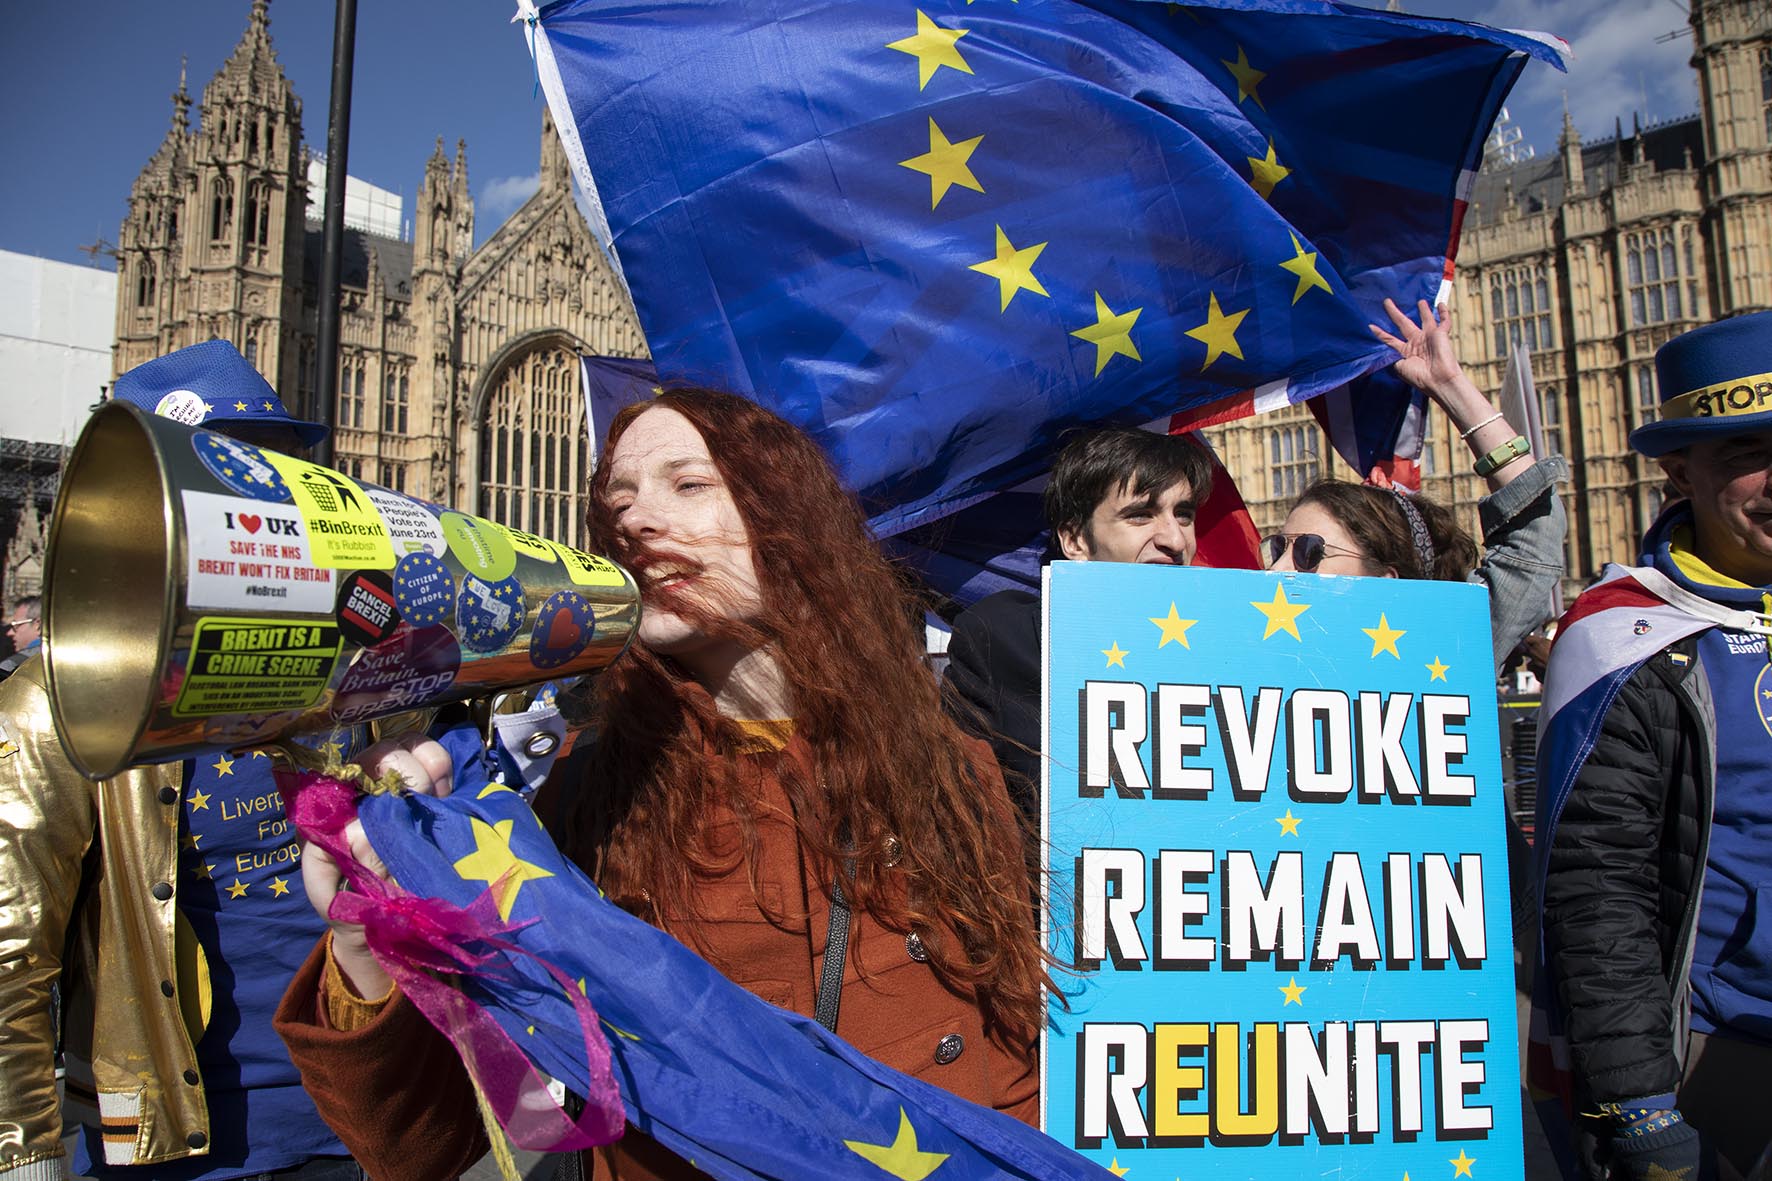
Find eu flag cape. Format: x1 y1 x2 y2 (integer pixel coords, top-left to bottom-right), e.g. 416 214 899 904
522 0 1562 535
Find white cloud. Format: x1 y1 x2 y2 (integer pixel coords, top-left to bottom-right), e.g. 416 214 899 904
478 171 541 222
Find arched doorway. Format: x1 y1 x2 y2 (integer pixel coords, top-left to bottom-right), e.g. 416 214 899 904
477 344 590 548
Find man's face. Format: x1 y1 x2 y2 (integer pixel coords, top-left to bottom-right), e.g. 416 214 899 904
1058 476 1197 565
6 609 39 651
1660 428 1772 586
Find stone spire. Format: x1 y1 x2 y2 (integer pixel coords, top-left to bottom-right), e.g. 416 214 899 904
454 138 471 201
171 56 190 134
1559 92 1583 193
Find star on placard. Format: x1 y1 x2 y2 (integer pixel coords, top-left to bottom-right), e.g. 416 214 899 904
1185 292 1248 370
969 226 1049 312
1449 1150 1476 1177
1247 139 1292 200
1280 232 1332 304
1148 603 1196 649
1364 614 1406 659
1102 642 1128 669
1108 1161 1130 1178
1221 45 1266 108
1071 292 1143 376
269 876 291 897
900 118 984 208
1426 656 1450 682
453 816 556 921
212 754 235 776
226 878 248 899
1275 809 1301 836
1252 584 1310 640
1279 976 1307 1005
886 10 972 91
843 1108 949 1181
188 787 212 811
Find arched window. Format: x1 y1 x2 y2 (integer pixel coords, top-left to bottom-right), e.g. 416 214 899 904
244 337 257 369
479 345 588 546
210 177 232 241
136 258 155 307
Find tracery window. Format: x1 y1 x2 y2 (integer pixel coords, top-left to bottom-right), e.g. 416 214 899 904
1488 264 1553 356
1266 423 1321 502
479 345 589 546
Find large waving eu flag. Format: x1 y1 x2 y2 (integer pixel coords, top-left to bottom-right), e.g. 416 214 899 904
523 0 1561 535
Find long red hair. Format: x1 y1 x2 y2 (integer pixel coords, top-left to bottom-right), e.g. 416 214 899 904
569 388 1046 1043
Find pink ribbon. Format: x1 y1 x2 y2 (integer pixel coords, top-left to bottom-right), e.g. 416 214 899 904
278 770 626 1151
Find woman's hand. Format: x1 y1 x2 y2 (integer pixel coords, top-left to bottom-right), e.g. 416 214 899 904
300 735 455 999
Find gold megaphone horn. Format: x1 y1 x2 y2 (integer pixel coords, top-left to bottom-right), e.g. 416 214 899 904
43 401 639 779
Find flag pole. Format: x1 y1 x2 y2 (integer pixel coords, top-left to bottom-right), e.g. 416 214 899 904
312 0 358 469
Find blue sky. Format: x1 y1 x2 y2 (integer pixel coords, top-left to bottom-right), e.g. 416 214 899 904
0 0 1699 271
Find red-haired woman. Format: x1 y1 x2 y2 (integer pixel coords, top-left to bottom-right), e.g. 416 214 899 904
276 390 1047 1181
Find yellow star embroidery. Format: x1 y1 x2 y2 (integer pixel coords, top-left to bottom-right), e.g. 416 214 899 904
1071 292 1143 377
1221 46 1266 108
969 226 1049 312
1108 1161 1130 1178
203 401 215 413
1364 614 1406 659
196 862 216 880
1279 976 1307 1005
269 876 291 897
183 832 203 850
1148 603 1197 649
1449 1150 1476 1177
212 754 235 777
1102 642 1128 669
1185 291 1248 370
187 787 212 811
1252 584 1310 640
1427 656 1450 682
226 878 248 899
900 118 984 209
233 400 249 412
453 817 555 921
1275 809 1302 836
844 1108 949 1181
886 10 972 91
1279 232 1332 304
262 400 274 411
1247 139 1292 200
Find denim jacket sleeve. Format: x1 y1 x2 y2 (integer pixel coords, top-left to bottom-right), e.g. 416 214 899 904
1470 454 1569 671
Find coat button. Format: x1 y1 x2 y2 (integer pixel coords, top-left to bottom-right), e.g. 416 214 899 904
934 1033 964 1065
151 882 174 902
905 932 929 962
185 1132 207 1150
160 979 175 998
158 786 178 805
183 1069 199 1086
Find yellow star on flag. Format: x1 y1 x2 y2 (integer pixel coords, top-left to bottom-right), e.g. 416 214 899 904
269 876 291 897
1108 1161 1130 1178
1279 232 1332 304
212 754 235 777
1070 292 1143 376
886 10 972 91
1185 291 1248 370
1449 1150 1476 1177
1364 614 1406 659
233 400 249 412
1148 603 1196 649
188 787 212 811
899 118 984 209
1427 656 1450 682
1221 45 1266 108
1247 139 1292 200
1102 642 1128 669
843 1107 949 1181
196 862 216 880
969 226 1049 312
453 816 556 921
1275 809 1302 836
1279 976 1307 1005
226 878 248 899
1252 584 1310 640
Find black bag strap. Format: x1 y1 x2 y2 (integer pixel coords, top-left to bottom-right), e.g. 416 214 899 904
813 856 856 1033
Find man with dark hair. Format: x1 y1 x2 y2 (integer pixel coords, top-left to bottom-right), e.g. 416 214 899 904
0 596 42 680
943 427 1214 816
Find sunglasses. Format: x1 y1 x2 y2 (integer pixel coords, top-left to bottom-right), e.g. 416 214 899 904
1259 533 1368 572
3 618 35 630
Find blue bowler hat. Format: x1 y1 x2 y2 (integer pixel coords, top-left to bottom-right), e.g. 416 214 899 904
1633 311 1772 456
110 339 330 447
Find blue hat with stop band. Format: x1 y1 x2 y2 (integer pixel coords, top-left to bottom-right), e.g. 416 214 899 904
109 339 330 447
1632 311 1772 456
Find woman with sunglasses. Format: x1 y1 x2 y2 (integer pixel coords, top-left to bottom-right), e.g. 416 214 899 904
1265 297 1569 671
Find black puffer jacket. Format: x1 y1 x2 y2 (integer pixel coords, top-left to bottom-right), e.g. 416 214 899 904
1542 632 1713 1120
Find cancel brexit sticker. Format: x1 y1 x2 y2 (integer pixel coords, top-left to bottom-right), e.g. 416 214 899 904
172 618 344 717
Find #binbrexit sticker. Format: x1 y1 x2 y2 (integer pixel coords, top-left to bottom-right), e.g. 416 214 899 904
392 551 454 629
193 433 291 502
529 590 595 669
262 455 396 570
457 574 526 653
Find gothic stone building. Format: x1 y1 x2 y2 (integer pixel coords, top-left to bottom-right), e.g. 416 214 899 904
111 1 644 549
1206 0 1772 606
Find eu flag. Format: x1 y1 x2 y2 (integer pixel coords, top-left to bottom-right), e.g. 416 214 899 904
524 0 1561 536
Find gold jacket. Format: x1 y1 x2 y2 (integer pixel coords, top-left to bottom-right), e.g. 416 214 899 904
0 659 205 1177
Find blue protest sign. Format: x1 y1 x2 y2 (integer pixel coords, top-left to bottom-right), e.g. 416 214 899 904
1042 561 1520 1179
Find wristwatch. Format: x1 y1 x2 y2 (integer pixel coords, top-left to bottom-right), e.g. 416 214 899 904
1474 434 1530 477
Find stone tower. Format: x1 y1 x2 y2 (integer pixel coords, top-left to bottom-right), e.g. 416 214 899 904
1690 0 1772 314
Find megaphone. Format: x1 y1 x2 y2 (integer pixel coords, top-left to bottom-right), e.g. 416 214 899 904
42 401 640 779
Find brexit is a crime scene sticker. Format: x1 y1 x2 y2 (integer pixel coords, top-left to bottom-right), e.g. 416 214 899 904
172 618 343 717
458 574 526 653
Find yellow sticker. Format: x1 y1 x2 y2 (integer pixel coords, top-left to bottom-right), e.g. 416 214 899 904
173 618 344 717
262 454 396 570
497 523 561 564
549 542 629 588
